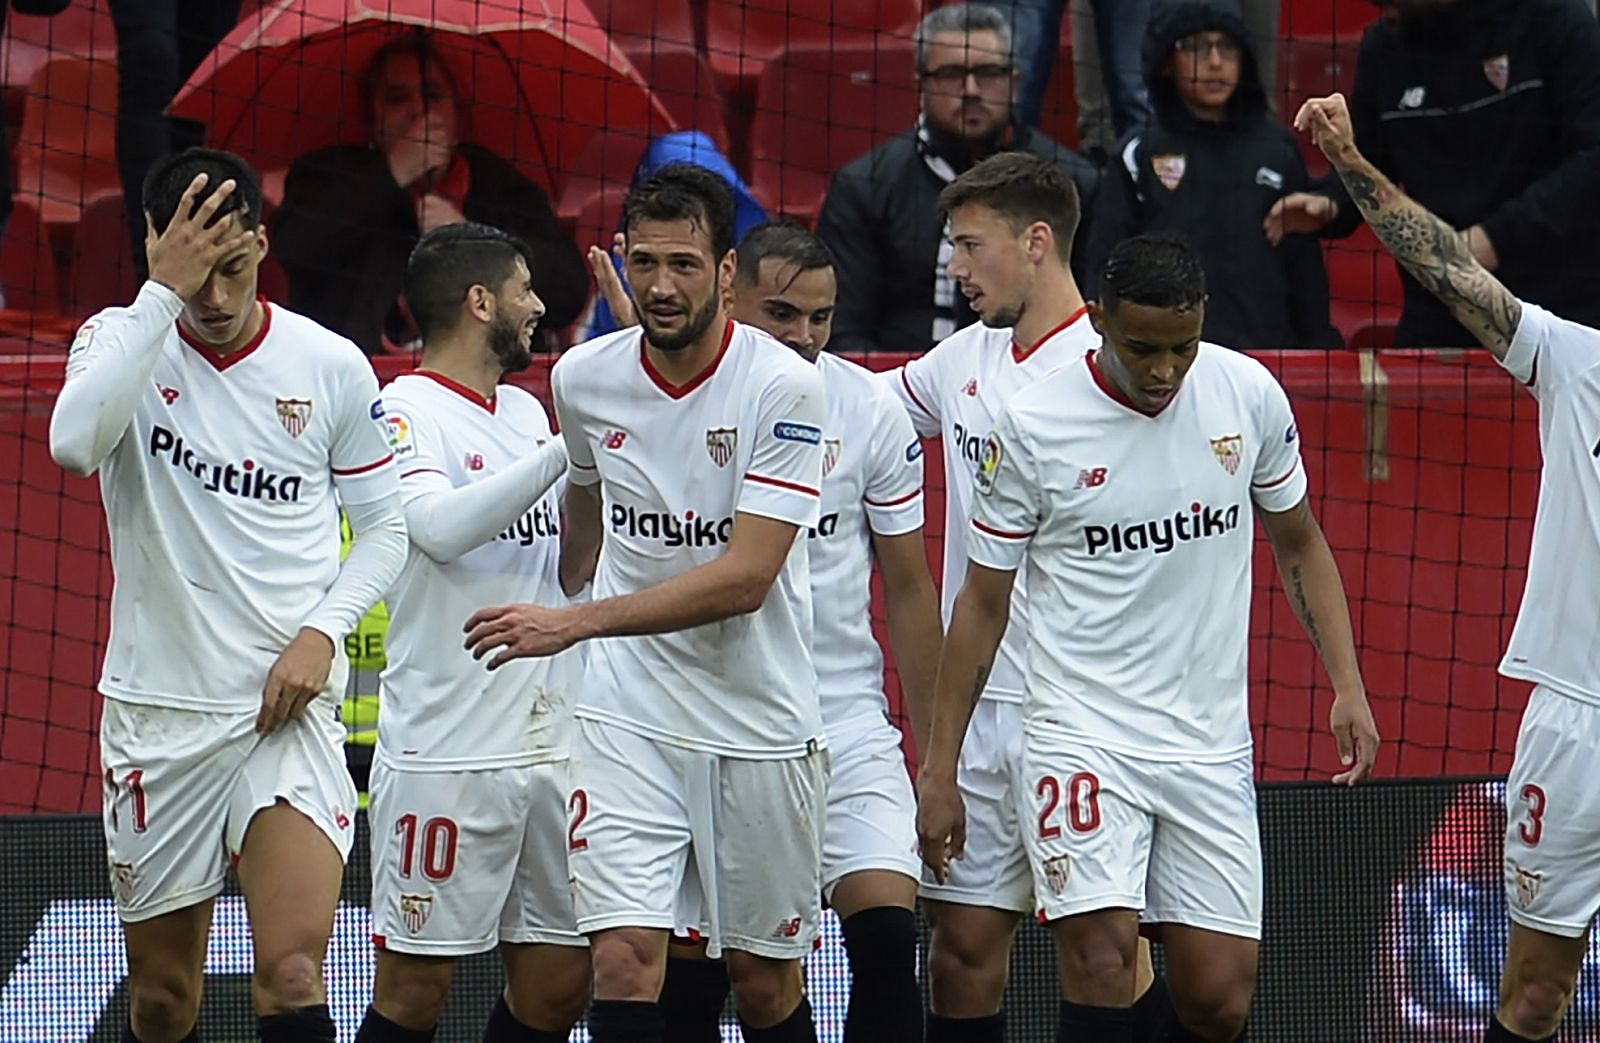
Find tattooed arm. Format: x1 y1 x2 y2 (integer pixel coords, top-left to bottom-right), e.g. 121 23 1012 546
915 562 1014 880
1295 93 1523 360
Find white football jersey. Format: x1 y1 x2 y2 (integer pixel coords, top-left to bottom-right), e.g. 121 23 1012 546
884 308 1097 703
968 344 1307 761
809 352 925 732
377 372 577 769
1496 303 1600 706
68 298 397 713
553 321 826 757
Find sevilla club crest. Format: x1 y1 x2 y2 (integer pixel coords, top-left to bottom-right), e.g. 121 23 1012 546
706 427 737 467
276 397 313 439
1210 434 1244 476
1513 866 1542 910
822 438 843 478
1152 154 1187 191
109 861 137 904
1483 54 1510 92
400 893 434 934
1042 854 1071 896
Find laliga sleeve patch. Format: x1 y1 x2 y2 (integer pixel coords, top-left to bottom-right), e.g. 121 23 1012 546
773 421 822 445
975 435 1002 495
69 320 99 356
385 413 415 458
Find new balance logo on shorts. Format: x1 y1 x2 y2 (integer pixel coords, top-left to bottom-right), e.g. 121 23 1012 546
771 916 803 939
148 425 306 502
609 504 733 547
1084 501 1242 556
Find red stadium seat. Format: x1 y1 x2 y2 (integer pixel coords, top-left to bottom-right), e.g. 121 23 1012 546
556 130 650 233
703 0 922 91
617 45 730 155
66 193 136 318
15 56 121 226
0 199 63 314
748 41 920 225
1277 35 1360 173
1326 225 1403 343
1279 0 1378 41
0 0 117 91
1036 38 1081 150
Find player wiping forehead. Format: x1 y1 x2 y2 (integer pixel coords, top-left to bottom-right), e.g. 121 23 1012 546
1299 91 1600 1043
937 232 1379 1043
355 222 589 1043
50 148 407 1043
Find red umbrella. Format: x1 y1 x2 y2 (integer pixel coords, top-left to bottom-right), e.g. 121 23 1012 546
169 0 677 192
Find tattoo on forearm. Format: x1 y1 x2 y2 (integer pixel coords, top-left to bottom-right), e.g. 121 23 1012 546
1289 564 1324 654
1333 159 1521 350
969 666 990 710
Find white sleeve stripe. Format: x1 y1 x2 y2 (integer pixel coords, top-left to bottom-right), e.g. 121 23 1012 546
864 489 921 508
1251 462 1301 490
333 453 393 476
972 518 1034 540
746 472 820 497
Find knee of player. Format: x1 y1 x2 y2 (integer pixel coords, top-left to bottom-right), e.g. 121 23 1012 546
129 975 201 1037
253 949 324 1009
1172 988 1251 1042
375 962 454 1027
1055 932 1135 994
1504 975 1575 1036
590 931 665 999
927 929 1007 992
726 954 802 1022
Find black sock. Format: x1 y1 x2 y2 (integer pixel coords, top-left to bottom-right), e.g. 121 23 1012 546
1131 974 1172 1042
260 1004 336 1043
927 1012 1006 1043
840 906 923 1043
739 996 816 1042
1169 1018 1248 1043
1057 998 1134 1042
660 957 731 1043
1486 1017 1554 1043
481 995 568 1042
124 1023 201 1043
356 1006 436 1043
588 999 664 1043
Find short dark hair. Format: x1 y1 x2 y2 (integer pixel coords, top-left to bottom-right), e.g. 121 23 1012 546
1099 233 1207 313
404 222 533 338
141 147 263 236
937 152 1081 261
359 33 461 129
622 162 737 260
734 220 835 287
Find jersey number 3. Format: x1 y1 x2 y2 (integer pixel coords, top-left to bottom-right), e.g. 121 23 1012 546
1517 784 1547 847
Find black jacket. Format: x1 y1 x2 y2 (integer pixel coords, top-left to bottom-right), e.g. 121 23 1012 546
815 123 1100 353
1087 1 1340 349
272 143 587 355
1322 0 1600 345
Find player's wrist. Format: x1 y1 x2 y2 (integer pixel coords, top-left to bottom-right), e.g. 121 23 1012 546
295 625 337 656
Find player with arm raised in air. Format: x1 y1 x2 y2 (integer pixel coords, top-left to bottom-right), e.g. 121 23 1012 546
593 219 944 1041
1299 90 1600 1043
929 232 1379 1043
890 151 1164 1043
353 223 589 1043
49 148 407 1043
464 165 828 1043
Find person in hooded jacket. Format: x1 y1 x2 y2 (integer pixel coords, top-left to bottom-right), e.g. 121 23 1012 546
1086 0 1341 349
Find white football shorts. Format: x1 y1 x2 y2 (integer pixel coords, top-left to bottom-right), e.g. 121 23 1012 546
821 713 920 898
368 757 585 955
100 696 357 923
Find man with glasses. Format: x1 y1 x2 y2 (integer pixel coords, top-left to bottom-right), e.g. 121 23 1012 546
816 2 1099 354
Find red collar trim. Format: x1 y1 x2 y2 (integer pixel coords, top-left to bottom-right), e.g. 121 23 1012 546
640 319 735 400
1086 350 1173 418
1012 305 1089 364
176 297 272 371
414 369 497 413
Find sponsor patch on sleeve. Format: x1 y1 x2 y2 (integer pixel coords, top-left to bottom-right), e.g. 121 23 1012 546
975 435 1002 495
370 399 386 421
69 320 99 356
386 413 415 458
773 421 822 445
905 440 924 462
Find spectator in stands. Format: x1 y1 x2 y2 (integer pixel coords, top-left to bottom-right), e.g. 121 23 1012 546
109 0 245 278
816 3 1099 353
273 34 586 354
1264 0 1600 346
1086 1 1340 348
1009 0 1151 142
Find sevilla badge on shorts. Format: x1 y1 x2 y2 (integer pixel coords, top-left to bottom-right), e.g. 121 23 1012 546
822 438 843 478
706 426 738 467
400 892 434 934
1042 854 1071 896
1210 434 1244 476
1483 55 1510 92
1152 154 1187 191
1513 866 1542 910
109 860 137 904
276 397 313 439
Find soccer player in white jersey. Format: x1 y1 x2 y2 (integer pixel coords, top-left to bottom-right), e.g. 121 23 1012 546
48 149 407 1043
352 224 588 1042
882 151 1163 1043
1299 92 1600 1043
594 219 945 1041
464 164 828 1043
925 231 1381 1043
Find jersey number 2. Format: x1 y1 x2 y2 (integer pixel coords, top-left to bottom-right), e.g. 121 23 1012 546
396 814 458 881
1037 772 1101 839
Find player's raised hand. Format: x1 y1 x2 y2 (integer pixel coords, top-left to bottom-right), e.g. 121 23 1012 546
145 173 257 300
1330 689 1380 785
257 627 336 734
1294 93 1358 165
916 772 968 883
464 602 583 668
587 232 636 327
